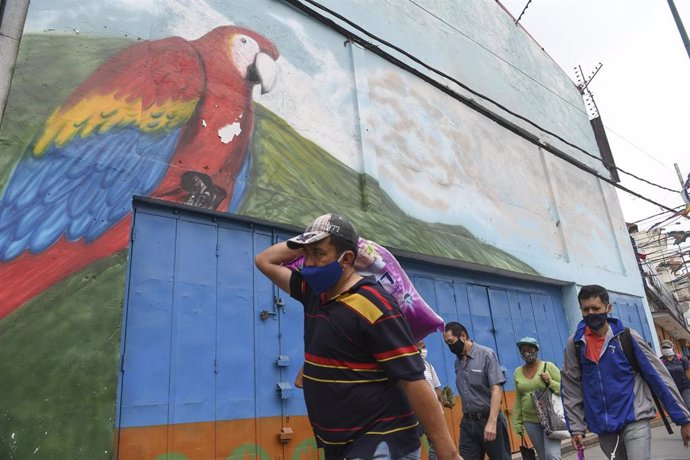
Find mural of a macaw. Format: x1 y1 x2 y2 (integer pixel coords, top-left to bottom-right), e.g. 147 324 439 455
0 26 279 317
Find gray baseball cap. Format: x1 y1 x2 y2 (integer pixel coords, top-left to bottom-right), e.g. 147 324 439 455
286 213 358 249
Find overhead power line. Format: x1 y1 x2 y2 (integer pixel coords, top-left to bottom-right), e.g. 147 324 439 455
631 205 686 225
281 0 686 215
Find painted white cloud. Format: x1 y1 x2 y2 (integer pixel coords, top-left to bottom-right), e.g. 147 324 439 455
258 13 360 169
361 68 567 259
160 0 229 39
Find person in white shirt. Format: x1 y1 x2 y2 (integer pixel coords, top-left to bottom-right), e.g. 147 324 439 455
417 341 445 460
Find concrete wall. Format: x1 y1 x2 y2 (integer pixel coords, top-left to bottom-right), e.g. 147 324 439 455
0 0 646 457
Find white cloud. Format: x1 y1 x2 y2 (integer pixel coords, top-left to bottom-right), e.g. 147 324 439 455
361 68 565 257
161 0 230 39
259 13 361 169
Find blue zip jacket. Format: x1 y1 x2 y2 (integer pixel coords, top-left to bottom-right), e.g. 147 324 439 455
561 318 690 435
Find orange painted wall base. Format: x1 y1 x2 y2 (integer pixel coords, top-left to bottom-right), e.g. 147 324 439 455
114 393 531 459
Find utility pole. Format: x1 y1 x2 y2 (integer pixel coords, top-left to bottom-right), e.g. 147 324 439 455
668 0 690 60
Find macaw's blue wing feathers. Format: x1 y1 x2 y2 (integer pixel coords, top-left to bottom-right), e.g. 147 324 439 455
0 127 182 260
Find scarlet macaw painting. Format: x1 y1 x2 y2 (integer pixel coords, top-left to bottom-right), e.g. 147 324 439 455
0 26 279 317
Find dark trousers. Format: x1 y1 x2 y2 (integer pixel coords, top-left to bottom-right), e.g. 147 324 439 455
459 412 511 460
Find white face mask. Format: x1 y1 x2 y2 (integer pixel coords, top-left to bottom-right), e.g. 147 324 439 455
420 349 428 360
662 348 675 357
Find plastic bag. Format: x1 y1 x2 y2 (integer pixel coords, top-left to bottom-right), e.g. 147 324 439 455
530 388 569 440
285 237 445 341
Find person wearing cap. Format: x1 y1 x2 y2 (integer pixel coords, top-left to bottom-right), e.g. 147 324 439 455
255 213 461 460
660 339 690 410
443 321 510 460
511 337 562 460
561 284 690 460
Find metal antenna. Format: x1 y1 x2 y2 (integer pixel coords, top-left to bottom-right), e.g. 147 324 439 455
574 63 603 119
515 0 533 25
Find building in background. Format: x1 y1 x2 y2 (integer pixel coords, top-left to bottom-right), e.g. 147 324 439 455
0 0 652 458
630 225 690 355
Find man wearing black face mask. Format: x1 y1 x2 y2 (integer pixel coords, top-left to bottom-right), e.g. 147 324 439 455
561 284 690 460
443 322 510 460
255 213 461 460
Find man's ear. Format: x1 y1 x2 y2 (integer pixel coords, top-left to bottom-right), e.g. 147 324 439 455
342 250 356 267
606 304 613 314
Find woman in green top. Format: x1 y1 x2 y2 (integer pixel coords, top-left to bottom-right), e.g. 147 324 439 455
511 337 562 460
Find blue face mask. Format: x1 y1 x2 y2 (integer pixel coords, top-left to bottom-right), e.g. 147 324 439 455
301 255 344 294
584 312 608 330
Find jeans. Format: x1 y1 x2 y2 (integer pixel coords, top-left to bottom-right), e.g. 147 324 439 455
524 422 561 459
347 441 421 460
459 412 511 460
598 419 651 460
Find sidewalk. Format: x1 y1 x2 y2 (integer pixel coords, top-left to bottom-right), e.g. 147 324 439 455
512 422 690 459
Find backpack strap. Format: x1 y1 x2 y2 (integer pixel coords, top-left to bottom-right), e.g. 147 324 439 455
619 328 640 373
574 339 583 369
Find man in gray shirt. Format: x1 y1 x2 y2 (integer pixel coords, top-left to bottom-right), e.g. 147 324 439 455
444 322 510 460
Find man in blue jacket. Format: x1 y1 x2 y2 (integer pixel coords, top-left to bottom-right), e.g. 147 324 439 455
562 284 690 459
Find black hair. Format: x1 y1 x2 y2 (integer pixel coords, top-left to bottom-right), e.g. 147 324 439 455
329 235 357 259
578 284 609 304
444 321 469 339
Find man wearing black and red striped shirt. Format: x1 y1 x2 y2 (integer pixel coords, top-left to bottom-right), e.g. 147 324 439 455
256 213 461 460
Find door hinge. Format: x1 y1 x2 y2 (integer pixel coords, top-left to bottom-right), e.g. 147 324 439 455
120 355 126 373
214 359 218 374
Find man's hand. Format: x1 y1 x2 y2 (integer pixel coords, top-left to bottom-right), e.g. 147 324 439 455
681 422 690 447
571 434 584 450
484 418 497 442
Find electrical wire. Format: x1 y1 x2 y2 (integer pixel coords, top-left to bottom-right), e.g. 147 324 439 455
281 0 686 214
631 205 686 225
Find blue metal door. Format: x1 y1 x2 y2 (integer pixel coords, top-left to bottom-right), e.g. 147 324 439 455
401 262 570 392
116 202 292 458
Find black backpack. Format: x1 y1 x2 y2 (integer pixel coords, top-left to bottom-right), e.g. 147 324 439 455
573 327 672 434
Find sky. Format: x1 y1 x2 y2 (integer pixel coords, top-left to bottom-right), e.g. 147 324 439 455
500 0 690 232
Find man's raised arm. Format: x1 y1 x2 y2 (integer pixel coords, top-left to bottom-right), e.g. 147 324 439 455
255 242 301 294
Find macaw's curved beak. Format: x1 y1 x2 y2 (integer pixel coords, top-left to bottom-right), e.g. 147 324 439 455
248 52 278 94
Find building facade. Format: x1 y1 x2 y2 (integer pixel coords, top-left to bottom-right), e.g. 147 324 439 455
0 0 651 458
630 226 690 354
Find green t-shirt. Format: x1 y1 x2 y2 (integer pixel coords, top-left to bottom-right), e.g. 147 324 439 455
511 361 561 435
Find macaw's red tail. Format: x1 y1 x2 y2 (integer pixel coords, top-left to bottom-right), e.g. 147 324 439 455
0 216 132 319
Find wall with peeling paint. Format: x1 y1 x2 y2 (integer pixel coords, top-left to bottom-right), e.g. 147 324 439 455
0 0 646 458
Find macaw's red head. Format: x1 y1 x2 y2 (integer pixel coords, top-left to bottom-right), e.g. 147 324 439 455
196 25 280 94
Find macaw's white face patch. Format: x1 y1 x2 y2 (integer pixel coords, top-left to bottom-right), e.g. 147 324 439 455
217 114 243 144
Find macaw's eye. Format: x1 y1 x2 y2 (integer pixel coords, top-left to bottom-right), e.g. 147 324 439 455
241 37 247 44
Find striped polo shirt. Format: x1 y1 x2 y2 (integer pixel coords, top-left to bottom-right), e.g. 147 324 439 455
290 272 425 459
